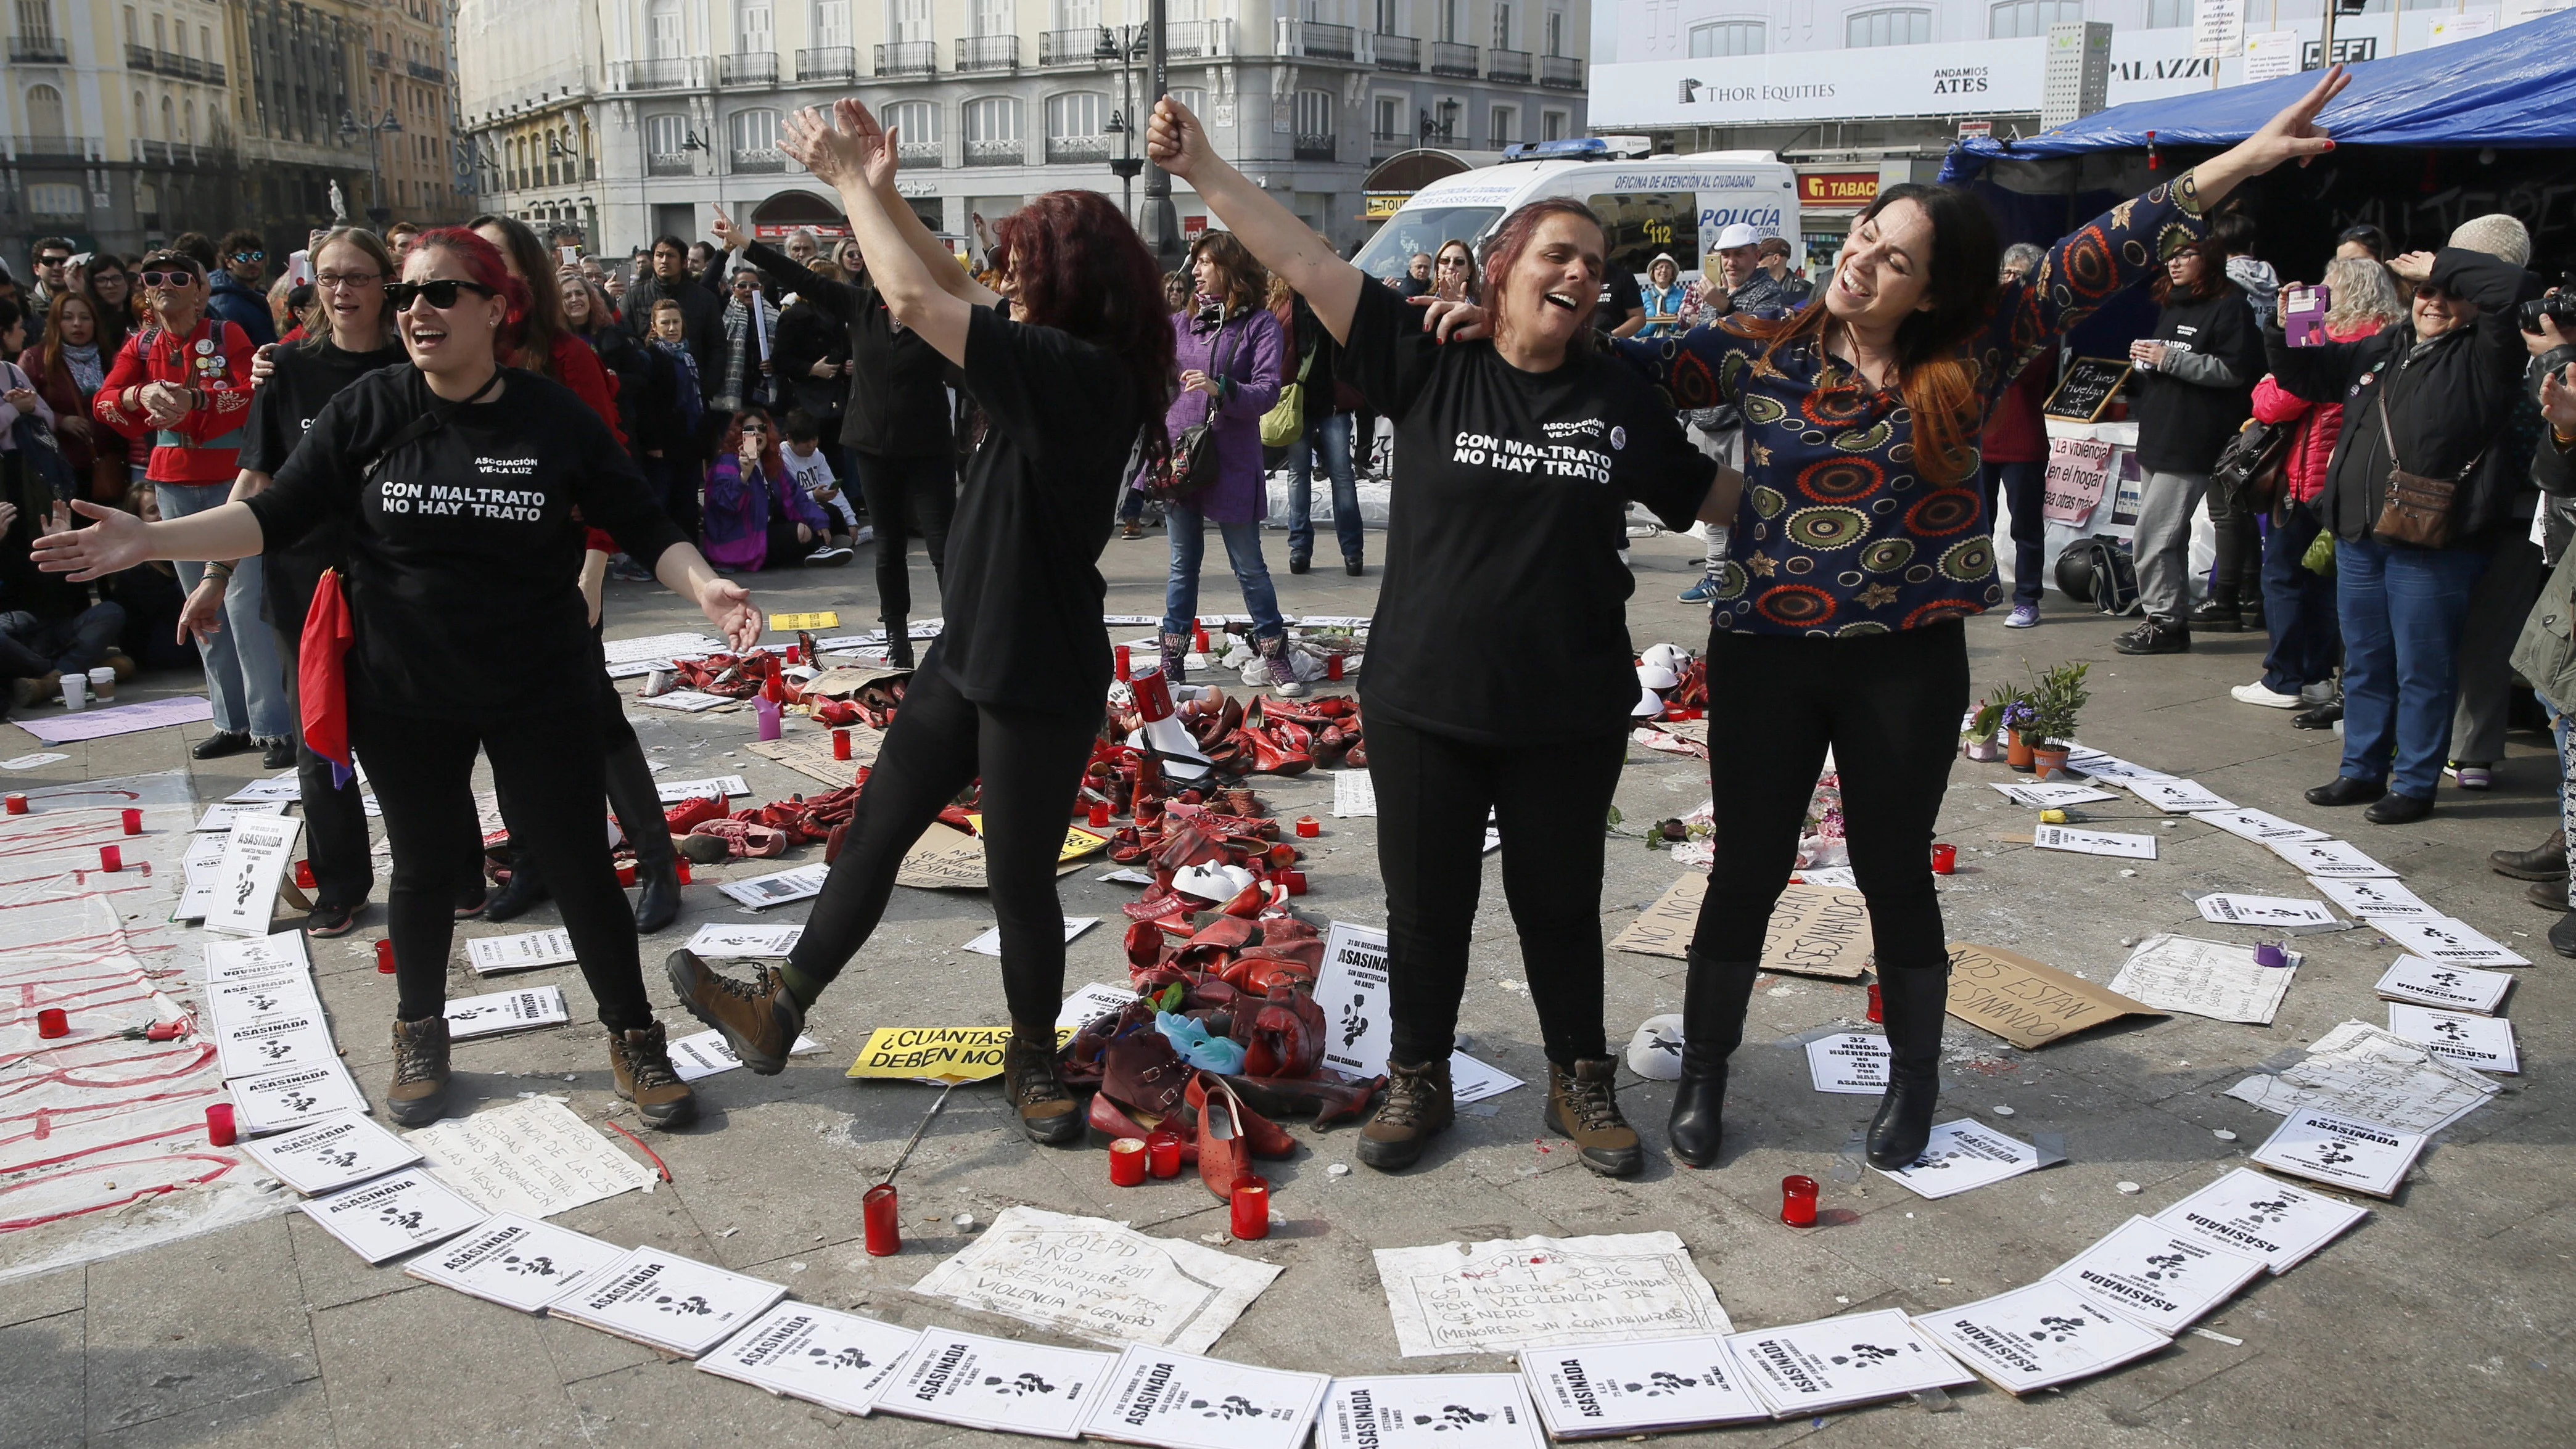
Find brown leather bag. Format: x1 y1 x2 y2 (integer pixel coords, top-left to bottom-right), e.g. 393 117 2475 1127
2371 392 2479 550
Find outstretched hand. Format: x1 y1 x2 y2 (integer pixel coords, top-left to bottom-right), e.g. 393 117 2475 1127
781 101 900 194
2241 65 2350 173
699 577 761 652
1143 94 1211 180
31 499 146 583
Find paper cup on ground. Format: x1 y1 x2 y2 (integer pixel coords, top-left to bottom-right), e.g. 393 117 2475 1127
1626 1012 1687 1080
86 666 116 700
60 674 86 711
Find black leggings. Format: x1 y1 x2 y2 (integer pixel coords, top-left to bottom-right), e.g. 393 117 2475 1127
1691 620 1969 972
1370 715 1629 1067
356 698 652 1032
787 661 1099 1027
272 622 374 912
848 449 955 623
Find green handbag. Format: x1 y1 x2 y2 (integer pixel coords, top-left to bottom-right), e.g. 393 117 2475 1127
2301 528 2337 577
1260 345 1315 449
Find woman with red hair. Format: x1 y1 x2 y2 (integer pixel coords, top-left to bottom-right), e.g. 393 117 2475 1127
701 406 833 571
34 226 762 1133
667 100 1170 1148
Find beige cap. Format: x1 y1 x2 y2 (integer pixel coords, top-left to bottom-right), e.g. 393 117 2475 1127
2446 213 2531 268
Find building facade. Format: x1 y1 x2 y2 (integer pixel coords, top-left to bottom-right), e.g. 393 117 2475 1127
455 0 1589 259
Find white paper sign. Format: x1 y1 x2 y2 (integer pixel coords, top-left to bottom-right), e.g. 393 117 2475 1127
965 916 1095 956
405 1212 628 1312
1449 1051 1525 1104
2242 28 2301 82
684 922 806 958
2224 1020 2498 1134
1792 864 1857 888
879 1326 1114 1439
1804 1032 1891 1094
214 1008 340 1079
202 930 312 983
229 1058 371 1134
194 799 291 832
466 929 578 975
241 1111 422 1195
202 815 303 936
1874 1118 2041 1199
2374 956 2512 1016
173 829 234 919
2386 1003 2519 1074
2152 1167 2370 1274
2371 914 2529 968
2129 778 2234 813
1726 1308 1973 1416
667 1026 822 1082
2044 1215 2267 1334
2309 876 2435 921
2032 824 2157 860
2190 807 2329 844
1319 1376 1543 1449
1079 1345 1330 1449
1912 1281 2170 1395
2057 747 2172 783
1333 770 1379 818
298 1167 488 1264
2250 1107 2427 1198
910 1207 1282 1353
403 1096 657 1218
0 750 68 769
2269 838 2398 879
657 774 750 803
1523 1337 1767 1436
1375 1233 1732 1358
2192 0 2243 57
635 689 733 712
720 861 830 909
443 985 572 1040
697 1303 923 1415
1056 982 1139 1033
1988 781 2118 808
546 1245 789 1356
204 971 321 1030
2194 893 2337 928
1316 920 1392 1080
2108 934 2294 1026
601 631 726 667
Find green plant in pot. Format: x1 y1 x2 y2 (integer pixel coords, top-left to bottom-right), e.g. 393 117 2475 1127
1964 683 2024 764
2022 660 2090 778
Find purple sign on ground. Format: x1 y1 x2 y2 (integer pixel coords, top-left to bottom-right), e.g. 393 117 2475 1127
14 696 215 745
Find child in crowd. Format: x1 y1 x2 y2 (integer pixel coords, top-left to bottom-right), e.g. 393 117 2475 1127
780 409 865 552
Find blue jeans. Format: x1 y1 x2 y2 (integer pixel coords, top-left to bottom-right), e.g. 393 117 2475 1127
158 482 294 741
2260 501 2339 694
0 603 126 678
1162 504 1286 643
1287 412 1363 565
1980 461 2045 606
2334 536 2487 799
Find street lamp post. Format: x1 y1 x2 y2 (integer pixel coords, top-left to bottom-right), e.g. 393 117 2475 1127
340 107 404 226
1135 0 1185 272
1099 25 1146 221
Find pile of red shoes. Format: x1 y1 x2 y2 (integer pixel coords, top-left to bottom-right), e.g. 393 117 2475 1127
1175 693 1366 776
663 782 863 861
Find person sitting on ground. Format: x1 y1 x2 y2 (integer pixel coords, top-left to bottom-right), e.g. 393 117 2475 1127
780 409 860 552
702 408 842 572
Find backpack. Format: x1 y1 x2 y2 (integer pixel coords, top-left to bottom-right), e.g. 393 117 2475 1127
2209 416 2292 511
2054 535 2141 617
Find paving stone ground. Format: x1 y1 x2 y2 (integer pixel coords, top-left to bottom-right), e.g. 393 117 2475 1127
2 519 2567 1449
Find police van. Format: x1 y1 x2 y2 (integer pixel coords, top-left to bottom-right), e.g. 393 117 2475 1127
1351 138 1802 290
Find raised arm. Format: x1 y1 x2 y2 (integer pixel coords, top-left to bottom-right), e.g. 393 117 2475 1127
714 208 862 324
33 496 267 581
780 101 997 366
1146 95 1362 343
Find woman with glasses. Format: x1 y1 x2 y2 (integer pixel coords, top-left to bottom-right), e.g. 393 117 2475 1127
38 226 762 1131
1433 240 1478 304
93 250 296 763
83 257 135 358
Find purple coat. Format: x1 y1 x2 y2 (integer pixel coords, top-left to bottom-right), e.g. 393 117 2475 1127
1156 303 1285 523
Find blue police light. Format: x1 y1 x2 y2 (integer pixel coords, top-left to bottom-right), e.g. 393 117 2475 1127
1501 138 1610 163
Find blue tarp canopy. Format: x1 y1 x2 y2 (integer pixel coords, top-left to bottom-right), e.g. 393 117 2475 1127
1946 10 2576 180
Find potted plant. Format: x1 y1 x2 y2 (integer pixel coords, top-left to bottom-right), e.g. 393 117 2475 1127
2022 660 2091 779
1962 684 2018 763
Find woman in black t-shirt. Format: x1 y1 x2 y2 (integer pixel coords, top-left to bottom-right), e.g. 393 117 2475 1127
36 227 762 1134
1148 97 1728 1178
665 100 1171 1147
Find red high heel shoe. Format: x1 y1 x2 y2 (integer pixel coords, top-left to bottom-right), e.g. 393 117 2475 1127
1188 1070 1297 1160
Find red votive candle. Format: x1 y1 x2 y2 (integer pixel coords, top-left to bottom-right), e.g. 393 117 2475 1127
1109 1136 1148 1186
786 644 802 665
1115 644 1132 682
1087 800 1111 828
3 793 25 815
616 862 638 887
833 728 852 761
123 808 144 835
1930 843 1957 875
376 938 396 974
677 861 693 885
1283 869 1307 896
1146 1130 1183 1178
294 859 315 888
1294 816 1320 839
1782 1174 1820 1227
1230 1176 1270 1240
1327 654 1343 681
98 845 122 872
862 1183 901 1255
205 1102 237 1146
1866 983 1883 1024
36 1007 69 1038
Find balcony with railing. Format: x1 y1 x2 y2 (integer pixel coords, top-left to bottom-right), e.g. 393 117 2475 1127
1539 53 1582 88
1293 130 1334 162
11 36 68 62
1166 19 1232 57
965 136 1023 166
1428 39 1478 76
1486 46 1529 83
1039 27 1104 65
126 44 225 83
719 51 778 84
1045 132 1111 163
1372 33 1417 70
407 58 444 81
796 45 857 82
17 138 103 167
1276 17 1356 59
646 149 692 176
955 33 1018 70
897 138 942 168
876 40 936 75
367 47 391 68
614 56 702 89
731 145 786 173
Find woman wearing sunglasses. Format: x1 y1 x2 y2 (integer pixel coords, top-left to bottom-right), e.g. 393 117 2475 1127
93 250 297 763
39 227 762 1131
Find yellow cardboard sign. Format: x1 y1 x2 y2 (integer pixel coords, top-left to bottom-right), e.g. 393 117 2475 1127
769 611 841 631
961 815 1111 863
845 1025 1076 1083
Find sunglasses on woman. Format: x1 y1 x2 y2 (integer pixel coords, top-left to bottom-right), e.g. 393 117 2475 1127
2414 284 2455 303
138 271 197 288
385 278 500 310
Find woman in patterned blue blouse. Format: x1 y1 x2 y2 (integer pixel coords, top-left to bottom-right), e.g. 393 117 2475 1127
1624 70 2355 1175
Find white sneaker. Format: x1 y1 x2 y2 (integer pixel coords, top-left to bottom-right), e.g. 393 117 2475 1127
2231 681 2302 709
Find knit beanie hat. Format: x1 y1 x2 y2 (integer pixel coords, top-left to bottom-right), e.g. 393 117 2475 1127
2447 213 2531 268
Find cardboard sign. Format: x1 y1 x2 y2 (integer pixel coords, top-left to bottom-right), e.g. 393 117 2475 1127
1874 1118 2041 1199
749 732 876 786
1315 920 1393 1079
1945 942 2158 1049
1608 873 1705 960
298 1168 487 1265
881 1327 1114 1439
242 1111 422 1196
1912 1281 2171 1395
2374 956 2511 1016
768 610 841 631
2044 1215 2267 1335
546 1246 789 1357
1522 1338 1766 1437
2152 1167 2370 1275
2250 1107 2426 1199
1726 1308 1974 1416
697 1303 921 1416
1759 885 1872 980
1324 1376 1547 1449
847 1026 1019 1083
202 815 303 936
2386 1004 2519 1075
1079 1345 1329 1449
406 1213 629 1313
2041 356 2133 421
892 823 1094 890
2041 435 2115 523
1374 1233 1732 1359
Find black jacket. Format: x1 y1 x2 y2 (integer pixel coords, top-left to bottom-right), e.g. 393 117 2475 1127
583 325 652 458
621 273 723 397
2131 282 2263 474
2266 247 2541 548
1283 293 1339 414
632 344 701 461
770 296 849 425
739 240 953 459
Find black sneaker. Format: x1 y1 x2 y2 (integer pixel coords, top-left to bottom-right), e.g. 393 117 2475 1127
2187 601 2244 633
304 901 362 938
2113 619 2190 655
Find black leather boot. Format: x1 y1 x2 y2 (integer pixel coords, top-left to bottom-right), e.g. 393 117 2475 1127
482 854 549 922
885 617 915 670
605 738 681 934
1668 954 1759 1169
1866 964 1951 1169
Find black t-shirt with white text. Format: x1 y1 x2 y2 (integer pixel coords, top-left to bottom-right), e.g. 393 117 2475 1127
245 366 685 716
1341 281 1713 742
1592 267 1645 333
237 339 407 632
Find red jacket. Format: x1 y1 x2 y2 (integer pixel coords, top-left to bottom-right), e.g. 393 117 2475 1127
1980 353 2054 465
93 318 255 484
18 344 128 477
2249 317 2389 505
545 333 627 452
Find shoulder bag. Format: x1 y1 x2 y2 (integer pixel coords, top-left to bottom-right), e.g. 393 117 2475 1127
2371 390 2480 551
1261 342 1314 449
1139 315 1238 504
2208 416 2292 511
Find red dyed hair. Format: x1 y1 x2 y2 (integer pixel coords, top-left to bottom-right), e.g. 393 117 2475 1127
1476 198 1605 346
720 406 788 484
992 190 1176 458
403 226 533 360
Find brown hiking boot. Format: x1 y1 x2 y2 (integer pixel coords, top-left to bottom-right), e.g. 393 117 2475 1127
1546 1057 1642 1176
1003 1030 1083 1145
664 949 802 1074
385 1016 453 1126
1357 1057 1454 1172
609 1022 699 1128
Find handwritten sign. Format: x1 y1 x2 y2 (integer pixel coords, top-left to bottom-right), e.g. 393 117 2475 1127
1375 1233 1732 1358
2042 437 2114 523
749 732 874 786
403 1096 656 1218
2042 356 2133 421
1608 876 1868 977
1946 942 2158 1049
846 1025 1019 1083
892 822 1095 890
911 1206 1284 1354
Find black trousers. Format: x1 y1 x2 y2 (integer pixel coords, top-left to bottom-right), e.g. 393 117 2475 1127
1370 715 1629 1067
848 449 955 623
1691 620 1969 974
788 663 1099 1028
358 698 652 1032
271 622 374 912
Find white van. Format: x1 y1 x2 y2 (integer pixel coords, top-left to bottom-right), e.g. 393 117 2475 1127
1352 139 1802 289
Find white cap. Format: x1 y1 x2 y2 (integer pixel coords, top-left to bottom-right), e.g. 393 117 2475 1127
1714 223 1761 250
